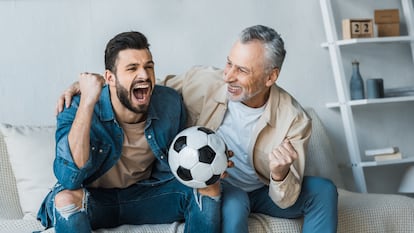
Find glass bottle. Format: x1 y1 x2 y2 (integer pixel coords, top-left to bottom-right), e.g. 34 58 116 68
350 60 365 100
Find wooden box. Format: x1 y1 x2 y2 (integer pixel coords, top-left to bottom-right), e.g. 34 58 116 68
377 23 400 37
342 19 374 39
374 9 400 24
374 9 400 37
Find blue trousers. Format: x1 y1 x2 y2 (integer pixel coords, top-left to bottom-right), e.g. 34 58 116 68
45 179 221 233
221 176 338 233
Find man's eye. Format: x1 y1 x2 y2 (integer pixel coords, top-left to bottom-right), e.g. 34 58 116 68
127 67 136 71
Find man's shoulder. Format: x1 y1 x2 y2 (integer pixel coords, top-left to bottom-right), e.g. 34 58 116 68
152 85 183 105
271 85 310 120
186 65 223 82
153 85 181 97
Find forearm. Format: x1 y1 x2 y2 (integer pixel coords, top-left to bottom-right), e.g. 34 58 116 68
68 99 95 168
269 169 301 208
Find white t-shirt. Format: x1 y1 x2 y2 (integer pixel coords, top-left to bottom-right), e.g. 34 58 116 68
216 100 266 192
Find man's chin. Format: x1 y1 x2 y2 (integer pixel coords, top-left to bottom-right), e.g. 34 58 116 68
226 93 243 103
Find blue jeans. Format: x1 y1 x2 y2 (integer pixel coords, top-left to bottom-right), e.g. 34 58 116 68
48 179 221 233
221 176 338 233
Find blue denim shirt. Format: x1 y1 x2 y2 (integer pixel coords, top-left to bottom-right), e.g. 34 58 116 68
37 84 187 227
54 84 187 189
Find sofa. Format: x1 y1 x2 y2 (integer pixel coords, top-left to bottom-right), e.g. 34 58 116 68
1 108 413 233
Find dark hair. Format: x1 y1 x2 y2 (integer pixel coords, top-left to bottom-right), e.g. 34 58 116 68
104 31 150 73
239 25 286 73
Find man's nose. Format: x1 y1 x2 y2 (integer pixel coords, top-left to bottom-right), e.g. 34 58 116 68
137 68 149 80
223 67 236 83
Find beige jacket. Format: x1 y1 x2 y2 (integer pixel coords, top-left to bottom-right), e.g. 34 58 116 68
161 66 311 208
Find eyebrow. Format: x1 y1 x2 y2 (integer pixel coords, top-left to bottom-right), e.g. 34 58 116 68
125 60 155 68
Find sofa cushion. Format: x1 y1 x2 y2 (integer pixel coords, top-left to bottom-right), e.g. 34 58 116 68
0 124 56 219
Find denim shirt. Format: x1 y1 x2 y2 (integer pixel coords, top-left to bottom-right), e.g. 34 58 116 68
53 84 187 189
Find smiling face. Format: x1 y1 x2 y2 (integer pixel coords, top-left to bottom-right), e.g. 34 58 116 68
223 40 278 108
107 48 156 116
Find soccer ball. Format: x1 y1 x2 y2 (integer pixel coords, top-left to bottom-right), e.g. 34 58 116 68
168 126 228 188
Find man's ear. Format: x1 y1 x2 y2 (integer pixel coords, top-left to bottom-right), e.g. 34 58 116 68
265 68 280 87
105 70 115 86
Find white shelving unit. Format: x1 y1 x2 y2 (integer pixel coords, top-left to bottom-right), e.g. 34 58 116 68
319 0 414 193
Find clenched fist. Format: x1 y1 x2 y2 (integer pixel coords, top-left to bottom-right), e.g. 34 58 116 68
268 139 298 181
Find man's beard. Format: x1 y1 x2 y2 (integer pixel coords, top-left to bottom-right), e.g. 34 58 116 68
115 76 150 114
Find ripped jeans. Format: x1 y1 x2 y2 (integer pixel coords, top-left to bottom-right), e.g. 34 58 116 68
37 179 221 233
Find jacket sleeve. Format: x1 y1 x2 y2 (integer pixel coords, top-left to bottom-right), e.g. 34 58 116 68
53 96 97 190
268 112 312 208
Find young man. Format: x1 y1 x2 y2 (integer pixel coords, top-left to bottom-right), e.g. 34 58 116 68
57 25 338 232
38 31 221 233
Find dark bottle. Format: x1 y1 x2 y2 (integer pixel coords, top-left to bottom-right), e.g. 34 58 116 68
350 60 365 100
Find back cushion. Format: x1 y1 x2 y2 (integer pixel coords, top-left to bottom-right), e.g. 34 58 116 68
0 123 56 219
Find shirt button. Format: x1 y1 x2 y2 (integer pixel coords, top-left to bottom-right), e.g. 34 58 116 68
99 149 103 153
91 147 96 151
147 135 152 139
161 155 164 159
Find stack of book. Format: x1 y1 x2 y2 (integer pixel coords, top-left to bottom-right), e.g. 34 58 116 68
365 147 402 162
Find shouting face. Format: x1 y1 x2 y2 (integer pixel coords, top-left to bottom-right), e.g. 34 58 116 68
108 48 156 115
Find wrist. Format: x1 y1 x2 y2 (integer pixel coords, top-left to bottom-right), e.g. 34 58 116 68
271 171 288 182
197 182 220 197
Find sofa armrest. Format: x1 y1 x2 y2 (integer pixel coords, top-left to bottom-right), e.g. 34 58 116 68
338 188 414 232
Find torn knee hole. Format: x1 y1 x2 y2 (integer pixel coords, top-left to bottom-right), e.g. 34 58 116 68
54 189 87 218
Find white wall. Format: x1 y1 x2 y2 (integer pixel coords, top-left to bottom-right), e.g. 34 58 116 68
0 0 413 193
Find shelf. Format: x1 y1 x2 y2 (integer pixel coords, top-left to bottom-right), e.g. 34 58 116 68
320 0 414 193
321 35 414 48
326 95 414 108
360 156 414 168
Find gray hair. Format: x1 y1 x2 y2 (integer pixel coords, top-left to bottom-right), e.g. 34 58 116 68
239 25 286 73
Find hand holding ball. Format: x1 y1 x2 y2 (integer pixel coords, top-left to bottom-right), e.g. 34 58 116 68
168 126 228 188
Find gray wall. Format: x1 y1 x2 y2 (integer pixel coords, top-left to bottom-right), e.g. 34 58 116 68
0 0 413 193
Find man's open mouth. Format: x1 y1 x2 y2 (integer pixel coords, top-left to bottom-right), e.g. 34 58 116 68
133 82 151 101
227 85 241 95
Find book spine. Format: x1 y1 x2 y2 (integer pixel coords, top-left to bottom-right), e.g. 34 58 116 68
374 152 402 161
365 147 398 156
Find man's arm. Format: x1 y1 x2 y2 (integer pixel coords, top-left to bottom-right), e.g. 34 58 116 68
268 115 311 208
67 73 104 168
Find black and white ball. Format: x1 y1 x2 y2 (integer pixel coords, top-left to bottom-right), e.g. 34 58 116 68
168 126 228 188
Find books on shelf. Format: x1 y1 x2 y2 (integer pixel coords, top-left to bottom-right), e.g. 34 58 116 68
374 152 402 162
384 86 414 97
365 146 399 156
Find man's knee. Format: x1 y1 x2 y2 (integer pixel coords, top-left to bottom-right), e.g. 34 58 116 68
304 176 338 202
55 189 84 208
54 189 86 219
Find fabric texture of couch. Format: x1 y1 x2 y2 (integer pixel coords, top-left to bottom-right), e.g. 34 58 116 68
1 108 414 233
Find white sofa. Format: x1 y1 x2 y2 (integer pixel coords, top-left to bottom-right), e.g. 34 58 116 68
1 108 414 233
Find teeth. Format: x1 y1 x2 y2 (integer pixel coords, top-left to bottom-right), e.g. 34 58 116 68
135 84 149 89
